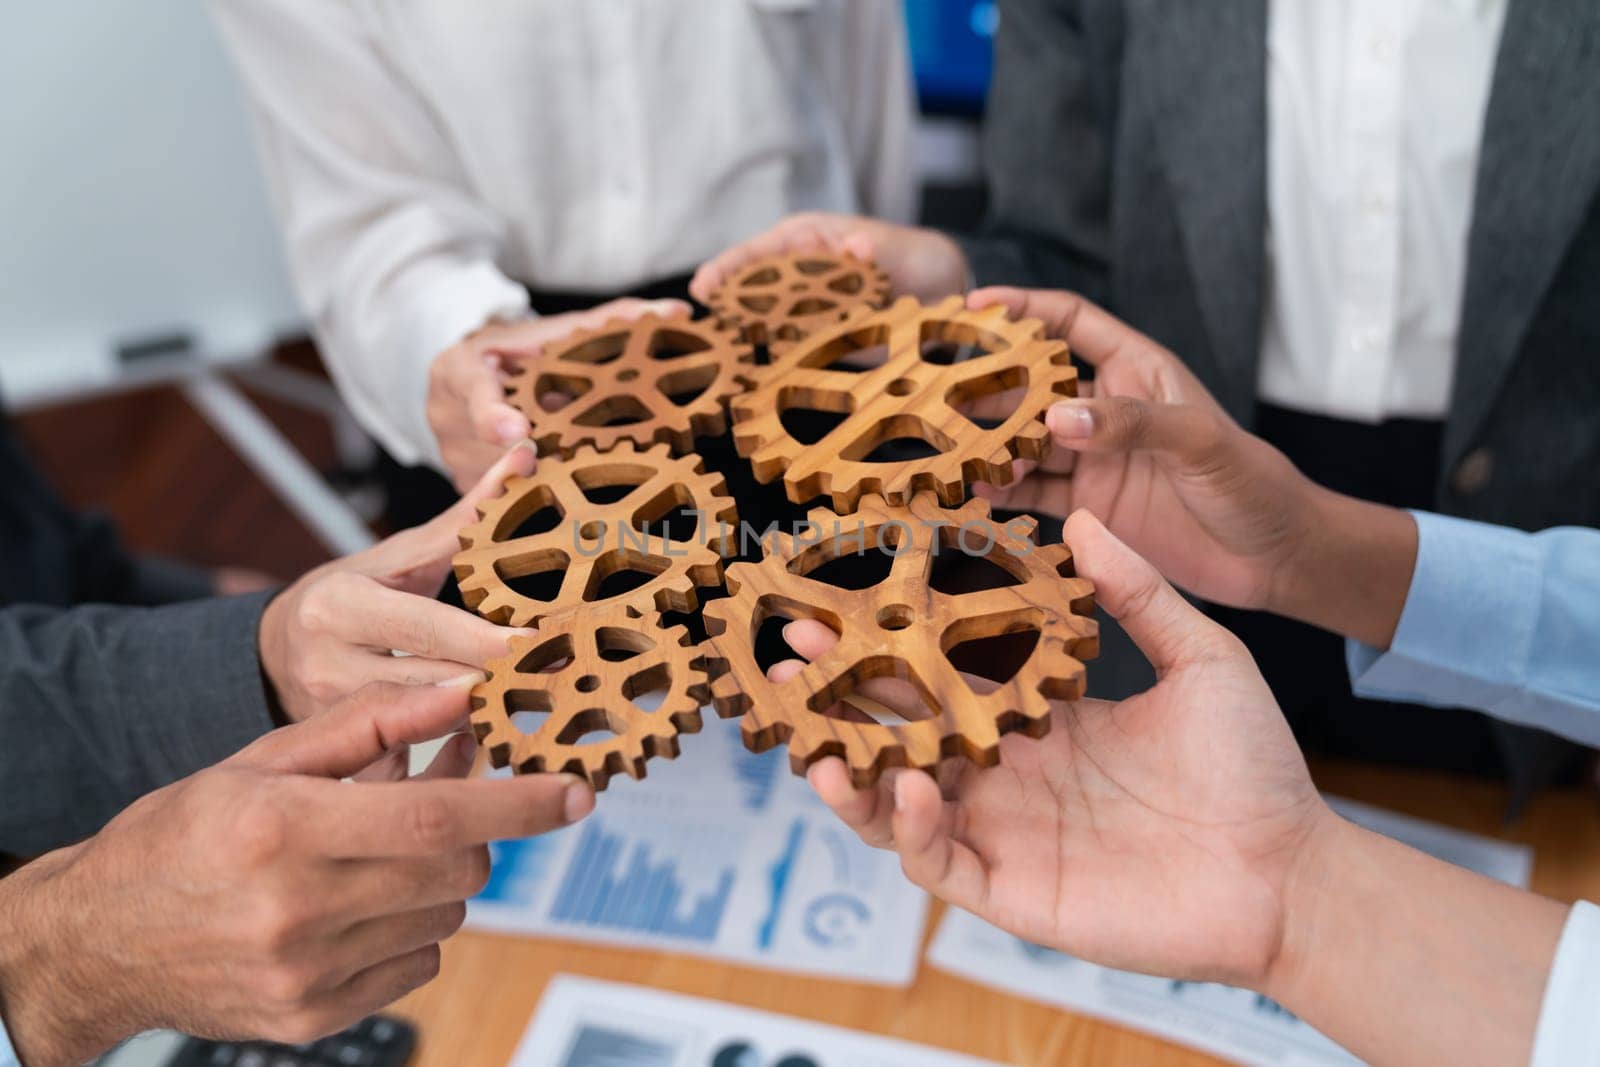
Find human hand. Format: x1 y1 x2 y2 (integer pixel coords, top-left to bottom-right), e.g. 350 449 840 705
966 288 1414 642
794 510 1331 990
258 444 538 726
689 212 970 306
426 297 685 489
0 681 594 1065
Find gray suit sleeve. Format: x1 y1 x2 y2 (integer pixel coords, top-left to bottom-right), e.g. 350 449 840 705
0 591 278 856
957 0 1121 302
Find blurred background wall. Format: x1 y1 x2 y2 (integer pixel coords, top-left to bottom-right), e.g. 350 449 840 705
0 2 303 403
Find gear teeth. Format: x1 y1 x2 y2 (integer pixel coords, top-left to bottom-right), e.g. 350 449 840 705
706 252 891 349
506 312 754 459
468 608 708 790
705 491 1097 787
729 297 1079 514
453 442 738 627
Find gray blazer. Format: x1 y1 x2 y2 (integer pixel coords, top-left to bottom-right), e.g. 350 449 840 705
0 593 276 856
964 0 1600 531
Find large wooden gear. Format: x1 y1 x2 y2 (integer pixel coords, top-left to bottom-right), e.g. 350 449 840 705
453 441 738 627
729 296 1080 513
505 310 755 457
470 606 709 790
706 252 890 350
702 493 1099 787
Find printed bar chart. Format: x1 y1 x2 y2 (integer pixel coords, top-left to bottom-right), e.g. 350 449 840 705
550 820 736 943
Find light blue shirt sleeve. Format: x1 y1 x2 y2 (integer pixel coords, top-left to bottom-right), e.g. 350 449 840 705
1346 512 1600 746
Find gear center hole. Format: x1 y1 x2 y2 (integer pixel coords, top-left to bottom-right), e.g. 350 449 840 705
886 378 916 397
877 604 914 631
575 674 601 693
617 368 640 382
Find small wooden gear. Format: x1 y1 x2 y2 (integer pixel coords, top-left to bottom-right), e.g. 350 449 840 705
702 493 1099 787
470 606 709 790
706 251 891 350
730 296 1079 513
453 441 738 627
505 310 755 457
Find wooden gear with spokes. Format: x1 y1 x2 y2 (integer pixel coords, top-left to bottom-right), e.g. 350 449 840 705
470 606 710 790
706 252 891 350
505 310 755 457
729 296 1080 512
453 441 738 628
701 494 1100 787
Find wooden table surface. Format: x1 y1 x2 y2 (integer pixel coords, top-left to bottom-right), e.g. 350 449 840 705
392 760 1600 1066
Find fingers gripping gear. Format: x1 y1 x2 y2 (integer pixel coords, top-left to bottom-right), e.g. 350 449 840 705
729 296 1080 513
701 494 1099 787
453 442 738 627
505 310 756 458
706 252 891 350
470 607 710 790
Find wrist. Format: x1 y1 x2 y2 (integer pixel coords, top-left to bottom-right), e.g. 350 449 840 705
0 846 129 1067
1268 487 1417 648
1255 806 1359 1007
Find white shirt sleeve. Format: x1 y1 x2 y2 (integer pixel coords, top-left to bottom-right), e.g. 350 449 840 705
839 0 918 224
0 1006 18 1067
1531 901 1600 1066
209 0 531 468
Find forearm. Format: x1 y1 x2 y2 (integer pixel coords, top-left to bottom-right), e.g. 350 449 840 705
0 848 129 1067
1266 815 1565 1066
1270 486 1418 649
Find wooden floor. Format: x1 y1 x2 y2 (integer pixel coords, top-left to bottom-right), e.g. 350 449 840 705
14 352 339 583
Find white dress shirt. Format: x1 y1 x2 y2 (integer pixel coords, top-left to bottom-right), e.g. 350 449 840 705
1259 0 1507 423
1533 901 1600 1067
211 0 916 467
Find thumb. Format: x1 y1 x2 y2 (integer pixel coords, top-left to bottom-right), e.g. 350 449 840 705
1046 397 1227 468
1065 509 1232 675
232 678 478 779
364 442 539 592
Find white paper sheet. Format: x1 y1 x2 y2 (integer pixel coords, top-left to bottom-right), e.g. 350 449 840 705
467 714 929 985
510 976 1007 1067
927 795 1535 1067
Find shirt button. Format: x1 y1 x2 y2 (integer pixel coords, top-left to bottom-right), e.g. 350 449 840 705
1452 448 1494 496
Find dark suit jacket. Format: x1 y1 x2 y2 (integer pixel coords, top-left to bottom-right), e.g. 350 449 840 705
0 595 277 856
1 411 277 856
963 0 1600 531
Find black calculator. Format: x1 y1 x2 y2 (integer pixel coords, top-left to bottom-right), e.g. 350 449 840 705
164 1015 417 1067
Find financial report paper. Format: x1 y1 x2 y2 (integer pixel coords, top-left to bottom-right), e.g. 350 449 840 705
467 713 929 985
512 976 1006 1067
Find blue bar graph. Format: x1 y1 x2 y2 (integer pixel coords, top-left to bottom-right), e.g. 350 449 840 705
478 836 557 904
732 746 781 812
550 820 735 943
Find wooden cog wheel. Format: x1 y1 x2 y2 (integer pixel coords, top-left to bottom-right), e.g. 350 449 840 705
453 441 738 628
505 310 754 457
707 251 890 350
702 493 1099 787
730 296 1079 513
470 606 709 790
